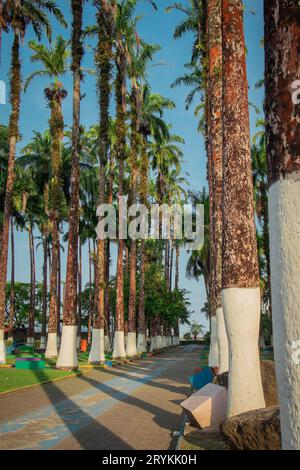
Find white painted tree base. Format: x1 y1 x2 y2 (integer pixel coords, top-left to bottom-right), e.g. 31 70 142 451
88 328 105 364
113 331 126 359
0 330 6 364
27 337 35 347
56 325 78 369
137 333 147 353
126 332 137 357
269 176 300 449
168 336 173 347
76 336 81 350
222 287 266 417
150 336 157 352
157 335 163 350
259 335 266 350
216 307 229 374
208 316 219 368
40 336 46 349
104 335 110 353
45 333 58 358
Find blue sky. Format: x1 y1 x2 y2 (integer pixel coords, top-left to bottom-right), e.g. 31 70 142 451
0 0 264 334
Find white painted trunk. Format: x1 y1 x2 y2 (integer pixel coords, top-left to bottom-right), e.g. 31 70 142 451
0 329 6 364
157 335 163 350
168 336 173 347
269 177 300 449
126 331 137 357
104 335 110 353
45 332 58 358
150 336 156 352
208 315 219 368
137 333 147 353
40 336 47 350
56 335 61 349
112 331 126 359
27 336 35 347
216 307 229 374
124 334 128 349
56 325 78 369
76 336 81 350
88 328 105 364
259 335 266 350
222 287 266 417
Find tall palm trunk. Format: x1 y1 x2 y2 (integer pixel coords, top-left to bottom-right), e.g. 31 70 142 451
126 85 139 357
87 238 93 346
27 223 35 346
57 230 61 338
221 0 265 416
57 0 83 369
207 0 228 374
46 215 59 357
169 242 174 292
8 218 15 341
104 239 111 351
173 244 180 346
112 45 127 360
137 140 148 354
77 237 82 346
204 3 219 370
264 0 300 449
89 0 114 364
104 154 114 351
40 231 48 349
0 34 20 364
45 88 65 359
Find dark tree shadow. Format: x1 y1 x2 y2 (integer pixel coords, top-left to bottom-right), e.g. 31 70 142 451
30 368 133 450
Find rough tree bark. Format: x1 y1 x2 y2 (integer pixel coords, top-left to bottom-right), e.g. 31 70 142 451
56 0 84 369
207 0 228 374
221 0 265 417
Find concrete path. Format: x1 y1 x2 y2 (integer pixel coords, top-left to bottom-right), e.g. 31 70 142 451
0 345 200 450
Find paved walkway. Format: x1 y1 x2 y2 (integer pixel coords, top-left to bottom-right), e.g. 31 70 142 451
0 345 200 450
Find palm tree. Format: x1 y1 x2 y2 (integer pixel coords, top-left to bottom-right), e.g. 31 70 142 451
252 127 271 317
112 0 137 360
207 0 228 374
57 0 85 370
19 130 52 349
88 0 116 365
0 0 65 365
126 40 160 357
138 87 175 353
221 0 265 416
25 35 69 358
264 0 300 450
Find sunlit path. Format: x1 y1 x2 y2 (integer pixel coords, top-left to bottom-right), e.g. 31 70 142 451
0 345 200 450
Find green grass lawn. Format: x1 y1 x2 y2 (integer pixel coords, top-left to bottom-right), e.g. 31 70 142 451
0 368 82 394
